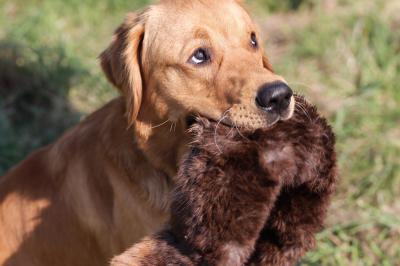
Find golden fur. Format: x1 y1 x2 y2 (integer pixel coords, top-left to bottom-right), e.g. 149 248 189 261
0 0 294 265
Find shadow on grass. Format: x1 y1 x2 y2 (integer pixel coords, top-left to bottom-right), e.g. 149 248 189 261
0 40 84 174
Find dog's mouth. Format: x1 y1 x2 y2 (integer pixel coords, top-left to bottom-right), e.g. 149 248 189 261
185 100 295 130
185 114 233 129
185 115 197 128
185 113 288 131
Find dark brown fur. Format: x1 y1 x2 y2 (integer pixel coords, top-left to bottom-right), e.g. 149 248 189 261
111 96 337 266
246 96 337 266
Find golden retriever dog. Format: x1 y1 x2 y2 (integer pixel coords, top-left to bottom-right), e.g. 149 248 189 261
0 0 295 265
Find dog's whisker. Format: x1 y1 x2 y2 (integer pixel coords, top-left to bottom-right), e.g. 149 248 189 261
151 119 170 129
295 101 306 114
223 108 234 137
221 107 245 140
213 119 225 154
226 125 235 138
213 109 231 154
295 102 312 122
296 105 309 121
287 81 314 92
169 121 177 132
232 120 249 142
288 83 316 122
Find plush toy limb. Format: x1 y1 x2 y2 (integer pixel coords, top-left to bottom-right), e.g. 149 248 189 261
246 95 337 266
246 181 335 266
246 100 337 265
110 233 196 266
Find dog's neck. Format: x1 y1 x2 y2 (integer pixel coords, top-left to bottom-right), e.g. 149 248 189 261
87 97 188 180
132 103 190 178
75 97 189 214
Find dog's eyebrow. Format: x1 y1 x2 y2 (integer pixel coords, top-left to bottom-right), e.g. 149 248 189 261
193 28 210 40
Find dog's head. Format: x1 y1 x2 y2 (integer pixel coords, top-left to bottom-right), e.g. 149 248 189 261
100 0 295 131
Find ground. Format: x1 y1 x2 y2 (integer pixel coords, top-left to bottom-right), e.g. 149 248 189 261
0 0 399 265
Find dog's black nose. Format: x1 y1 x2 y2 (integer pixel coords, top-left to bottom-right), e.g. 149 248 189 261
256 82 293 113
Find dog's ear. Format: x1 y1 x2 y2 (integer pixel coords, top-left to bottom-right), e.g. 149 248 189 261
262 53 274 72
100 11 148 126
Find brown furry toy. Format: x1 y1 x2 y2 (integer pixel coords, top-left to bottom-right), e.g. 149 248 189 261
111 96 337 266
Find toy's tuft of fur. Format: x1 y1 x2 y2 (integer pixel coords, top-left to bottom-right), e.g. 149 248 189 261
111 96 337 266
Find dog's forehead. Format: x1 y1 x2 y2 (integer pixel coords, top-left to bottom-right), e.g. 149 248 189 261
154 0 254 37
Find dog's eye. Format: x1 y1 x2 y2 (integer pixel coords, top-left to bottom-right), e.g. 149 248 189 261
251 32 258 49
189 48 210 65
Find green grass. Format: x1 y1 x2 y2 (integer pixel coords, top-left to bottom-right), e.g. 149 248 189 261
1 0 399 264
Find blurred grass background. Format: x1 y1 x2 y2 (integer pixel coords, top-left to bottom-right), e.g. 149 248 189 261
0 0 399 264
